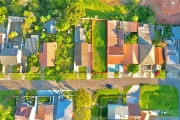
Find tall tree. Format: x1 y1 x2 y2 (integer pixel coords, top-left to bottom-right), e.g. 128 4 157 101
64 3 85 26
74 88 91 120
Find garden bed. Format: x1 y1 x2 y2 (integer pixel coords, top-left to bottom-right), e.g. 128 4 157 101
140 85 178 116
155 70 166 78
92 20 107 72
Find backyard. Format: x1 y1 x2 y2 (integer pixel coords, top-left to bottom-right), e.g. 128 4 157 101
140 85 178 116
92 20 107 72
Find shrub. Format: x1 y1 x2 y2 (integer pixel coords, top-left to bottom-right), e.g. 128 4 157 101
127 64 139 74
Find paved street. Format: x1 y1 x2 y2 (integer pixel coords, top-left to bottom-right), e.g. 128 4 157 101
0 78 179 117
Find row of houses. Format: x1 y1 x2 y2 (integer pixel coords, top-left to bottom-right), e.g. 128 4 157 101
74 20 179 78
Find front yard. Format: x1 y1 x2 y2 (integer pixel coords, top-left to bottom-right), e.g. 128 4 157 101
0 90 20 119
91 88 121 119
140 85 178 116
92 20 107 72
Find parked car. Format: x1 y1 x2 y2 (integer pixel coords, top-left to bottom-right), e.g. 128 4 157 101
105 84 114 89
158 110 167 114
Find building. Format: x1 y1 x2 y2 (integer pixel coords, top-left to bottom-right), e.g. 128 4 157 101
25 35 39 56
108 46 124 64
75 42 88 66
0 32 6 52
120 21 138 33
14 102 37 120
57 99 73 120
39 42 57 67
139 44 155 65
45 20 56 34
108 104 129 120
0 48 21 66
127 103 141 120
165 40 178 64
155 47 164 64
124 44 139 64
35 104 54 120
138 24 155 44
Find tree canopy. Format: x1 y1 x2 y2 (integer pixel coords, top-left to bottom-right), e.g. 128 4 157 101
127 64 139 74
74 88 91 120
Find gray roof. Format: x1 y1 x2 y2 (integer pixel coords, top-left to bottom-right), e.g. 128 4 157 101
108 104 128 120
172 27 180 40
45 20 56 34
0 48 19 66
57 99 72 120
138 24 154 44
25 35 39 56
139 44 155 65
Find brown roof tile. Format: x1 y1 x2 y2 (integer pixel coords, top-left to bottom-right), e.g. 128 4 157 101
14 104 32 120
127 103 141 120
155 47 164 64
122 21 138 33
108 46 124 64
38 104 53 120
117 29 124 46
124 44 139 64
75 42 88 66
107 21 118 46
39 42 57 67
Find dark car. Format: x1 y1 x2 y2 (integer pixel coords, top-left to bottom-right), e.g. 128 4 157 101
105 84 114 89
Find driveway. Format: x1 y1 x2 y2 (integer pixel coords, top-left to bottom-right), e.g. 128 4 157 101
126 85 140 104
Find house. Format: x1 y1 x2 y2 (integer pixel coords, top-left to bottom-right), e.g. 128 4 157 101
45 20 56 34
35 104 54 120
75 42 88 66
120 21 138 33
0 32 6 52
79 28 86 41
108 46 124 64
57 99 73 120
172 26 180 40
39 42 57 67
107 21 125 64
127 103 141 120
108 104 129 120
165 40 178 64
25 35 39 56
138 24 155 44
14 102 37 120
0 48 21 66
155 47 164 64
124 44 139 64
139 44 155 65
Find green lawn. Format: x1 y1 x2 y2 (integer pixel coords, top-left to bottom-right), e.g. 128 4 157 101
140 85 178 116
92 20 107 72
0 97 17 120
91 89 120 118
155 70 166 78
0 90 20 97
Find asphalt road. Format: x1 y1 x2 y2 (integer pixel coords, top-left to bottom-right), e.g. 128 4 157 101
0 78 179 117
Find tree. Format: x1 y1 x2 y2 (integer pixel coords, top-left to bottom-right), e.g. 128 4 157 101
56 20 70 32
8 31 18 39
131 15 138 22
41 32 46 39
119 5 127 14
127 64 139 74
125 34 138 44
74 88 91 120
0 7 7 15
133 0 139 3
40 16 47 23
64 3 85 26
55 65 60 71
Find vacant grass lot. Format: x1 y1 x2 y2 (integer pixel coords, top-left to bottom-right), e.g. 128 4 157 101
140 85 178 116
92 20 107 72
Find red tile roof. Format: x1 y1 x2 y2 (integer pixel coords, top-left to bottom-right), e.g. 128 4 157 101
124 44 139 64
108 46 124 64
107 21 118 46
14 104 32 120
38 104 53 120
39 42 57 67
155 47 164 64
